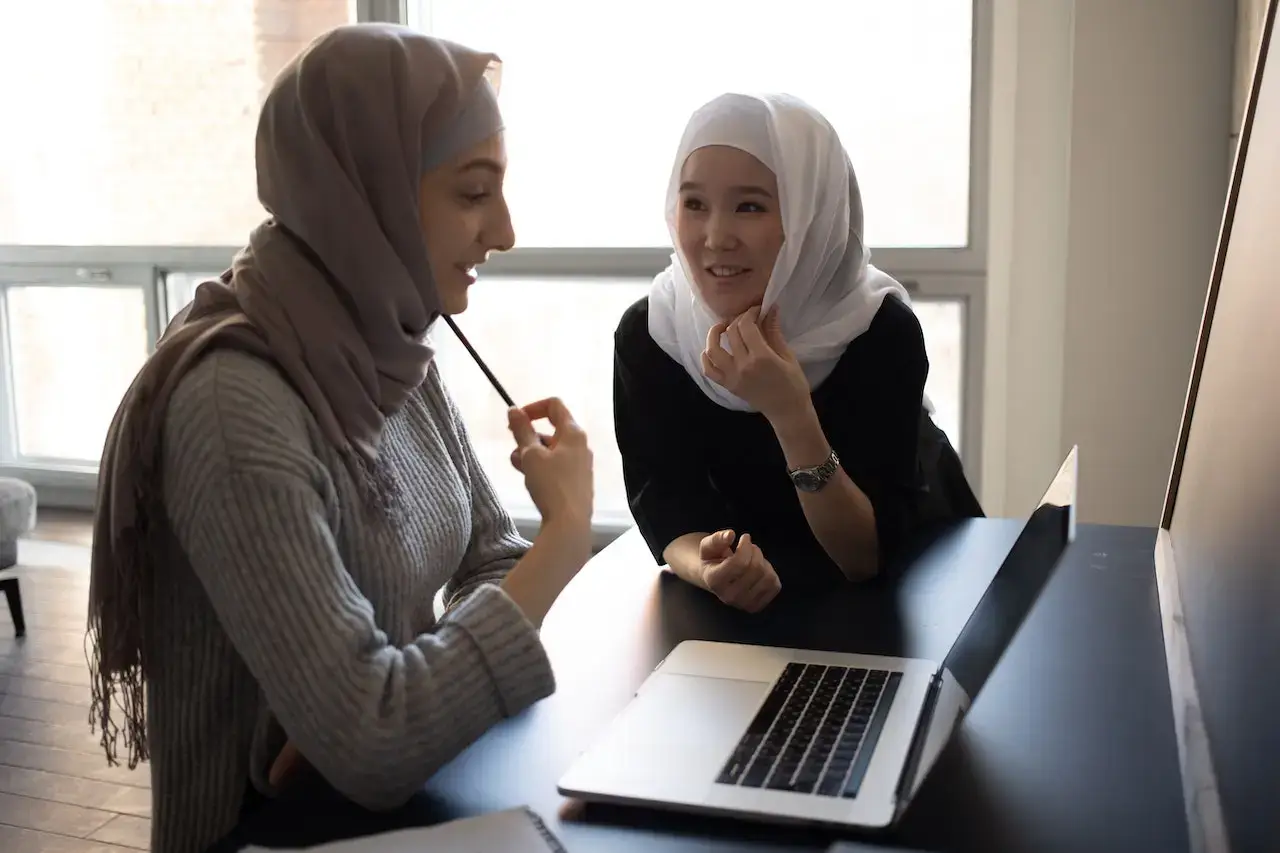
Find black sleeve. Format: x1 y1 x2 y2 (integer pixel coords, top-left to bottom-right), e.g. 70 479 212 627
613 301 734 563
830 297 928 563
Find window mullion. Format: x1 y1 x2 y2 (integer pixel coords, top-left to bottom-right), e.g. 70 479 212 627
357 0 409 24
0 288 17 463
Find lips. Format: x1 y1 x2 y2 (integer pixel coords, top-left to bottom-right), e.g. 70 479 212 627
456 263 478 284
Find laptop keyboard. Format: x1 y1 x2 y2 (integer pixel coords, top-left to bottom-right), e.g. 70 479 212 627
715 663 902 798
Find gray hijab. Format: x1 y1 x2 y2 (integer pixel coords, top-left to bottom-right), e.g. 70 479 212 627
86 23 503 769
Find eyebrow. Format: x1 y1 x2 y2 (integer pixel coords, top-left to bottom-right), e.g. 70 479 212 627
679 180 774 198
455 157 505 175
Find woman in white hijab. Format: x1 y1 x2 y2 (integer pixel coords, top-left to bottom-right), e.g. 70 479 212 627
614 92 979 613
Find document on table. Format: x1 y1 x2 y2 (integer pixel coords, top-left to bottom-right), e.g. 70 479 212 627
241 807 568 853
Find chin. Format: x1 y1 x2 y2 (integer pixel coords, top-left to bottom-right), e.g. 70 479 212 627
439 292 469 316
698 291 757 321
694 278 764 321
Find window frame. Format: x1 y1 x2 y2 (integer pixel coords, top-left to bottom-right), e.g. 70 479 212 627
0 0 991 544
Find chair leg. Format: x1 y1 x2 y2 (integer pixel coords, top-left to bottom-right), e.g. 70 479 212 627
1 576 24 638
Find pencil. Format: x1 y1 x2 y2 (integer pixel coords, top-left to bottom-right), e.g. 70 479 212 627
441 315 517 408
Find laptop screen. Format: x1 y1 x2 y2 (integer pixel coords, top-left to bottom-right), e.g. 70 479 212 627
941 447 1079 702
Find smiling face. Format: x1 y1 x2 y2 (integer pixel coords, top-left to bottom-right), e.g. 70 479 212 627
673 145 785 320
417 132 516 315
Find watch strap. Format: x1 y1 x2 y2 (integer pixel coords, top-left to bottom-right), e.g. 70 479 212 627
788 448 840 488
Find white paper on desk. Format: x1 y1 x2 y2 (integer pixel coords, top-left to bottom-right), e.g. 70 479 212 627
241 807 564 853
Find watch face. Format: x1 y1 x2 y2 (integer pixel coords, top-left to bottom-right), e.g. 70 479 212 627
793 470 822 492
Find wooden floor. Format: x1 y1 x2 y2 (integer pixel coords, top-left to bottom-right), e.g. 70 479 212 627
0 509 150 852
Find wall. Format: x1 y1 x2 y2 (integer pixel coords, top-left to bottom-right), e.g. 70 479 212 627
981 0 1074 519
983 0 1235 526
1234 0 1271 160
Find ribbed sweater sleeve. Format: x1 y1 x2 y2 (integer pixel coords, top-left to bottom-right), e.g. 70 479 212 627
160 355 555 812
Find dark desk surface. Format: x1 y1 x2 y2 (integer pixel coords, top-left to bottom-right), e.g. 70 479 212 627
218 520 1189 853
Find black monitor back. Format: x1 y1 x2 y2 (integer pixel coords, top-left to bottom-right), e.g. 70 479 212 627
1161 1 1280 850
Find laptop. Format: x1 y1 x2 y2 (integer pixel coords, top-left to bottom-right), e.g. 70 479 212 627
557 446 1079 831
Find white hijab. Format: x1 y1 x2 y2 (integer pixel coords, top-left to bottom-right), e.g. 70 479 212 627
648 92 927 413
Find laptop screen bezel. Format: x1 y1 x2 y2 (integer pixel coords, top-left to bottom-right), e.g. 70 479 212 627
937 446 1079 703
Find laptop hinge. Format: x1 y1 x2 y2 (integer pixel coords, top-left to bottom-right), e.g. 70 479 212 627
893 668 944 817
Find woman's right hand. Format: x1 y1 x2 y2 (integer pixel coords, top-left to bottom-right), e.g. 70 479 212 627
697 530 782 613
501 399 594 626
508 398 594 533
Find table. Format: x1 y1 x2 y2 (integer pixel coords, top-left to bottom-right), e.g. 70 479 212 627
216 520 1190 853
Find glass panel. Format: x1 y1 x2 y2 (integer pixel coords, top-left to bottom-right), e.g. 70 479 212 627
164 271 218 323
410 0 973 249
433 278 648 523
6 286 150 462
0 1 357 246
915 298 964 452
437 281 966 523
164 272 645 521
159 275 965 520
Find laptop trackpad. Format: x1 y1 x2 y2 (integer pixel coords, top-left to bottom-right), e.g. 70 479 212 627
561 673 770 805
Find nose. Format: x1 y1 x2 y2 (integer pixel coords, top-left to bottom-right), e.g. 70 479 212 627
485 194 516 253
704 209 739 251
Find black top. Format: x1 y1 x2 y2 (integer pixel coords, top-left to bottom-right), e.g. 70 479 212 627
613 294 929 584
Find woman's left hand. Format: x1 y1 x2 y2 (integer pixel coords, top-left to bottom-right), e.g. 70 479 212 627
701 306 810 422
269 740 309 789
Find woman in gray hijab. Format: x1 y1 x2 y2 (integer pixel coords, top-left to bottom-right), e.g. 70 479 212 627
85 24 594 853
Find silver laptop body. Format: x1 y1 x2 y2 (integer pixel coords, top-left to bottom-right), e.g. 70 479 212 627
558 447 1079 831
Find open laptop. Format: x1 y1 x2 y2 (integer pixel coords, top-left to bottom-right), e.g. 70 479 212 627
558 446 1079 831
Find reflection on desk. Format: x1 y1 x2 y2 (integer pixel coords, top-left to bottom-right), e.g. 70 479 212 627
214 520 1188 853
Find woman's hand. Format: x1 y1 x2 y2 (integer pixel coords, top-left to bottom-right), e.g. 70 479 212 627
269 741 307 789
509 433 552 472
697 530 782 613
508 397 594 534
263 411 590 801
701 307 810 423
502 398 595 626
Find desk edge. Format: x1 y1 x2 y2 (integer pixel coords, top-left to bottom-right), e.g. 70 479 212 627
1154 528 1231 853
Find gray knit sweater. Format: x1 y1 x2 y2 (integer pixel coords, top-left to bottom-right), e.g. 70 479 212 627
144 349 555 853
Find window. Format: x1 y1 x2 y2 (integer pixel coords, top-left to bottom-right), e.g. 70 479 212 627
0 0 355 474
0 0 987 536
0 0 357 246
914 300 964 450
0 280 152 464
408 0 974 249
163 272 215 324
157 270 966 521
437 282 966 522
410 0 985 520
433 278 648 523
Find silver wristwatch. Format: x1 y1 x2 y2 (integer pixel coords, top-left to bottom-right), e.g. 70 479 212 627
788 449 840 492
